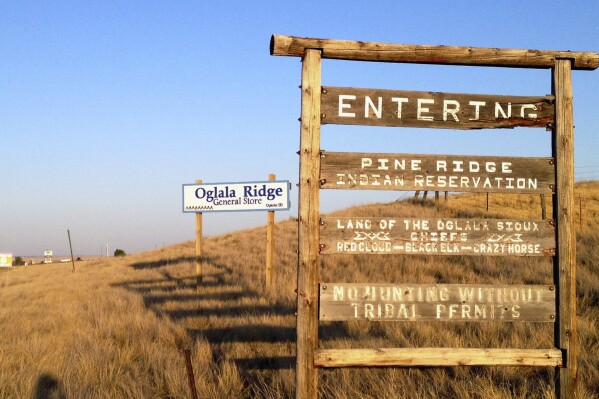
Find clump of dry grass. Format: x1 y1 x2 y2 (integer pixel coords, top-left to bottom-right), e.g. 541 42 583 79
0 258 191 398
1 182 598 398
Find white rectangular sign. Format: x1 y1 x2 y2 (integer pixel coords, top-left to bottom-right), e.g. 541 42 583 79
0 253 13 268
182 180 291 213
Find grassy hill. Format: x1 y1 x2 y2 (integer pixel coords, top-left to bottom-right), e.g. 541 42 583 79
1 182 598 398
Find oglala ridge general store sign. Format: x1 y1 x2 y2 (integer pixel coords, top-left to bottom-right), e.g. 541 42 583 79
182 180 290 213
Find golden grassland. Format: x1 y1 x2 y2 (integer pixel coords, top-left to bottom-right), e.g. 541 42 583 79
1 182 598 398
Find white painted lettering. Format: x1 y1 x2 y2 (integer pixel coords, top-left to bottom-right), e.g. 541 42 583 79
469 101 486 120
443 100 460 122
365 96 383 118
338 95 356 117
495 102 512 119
520 104 537 118
391 97 409 118
417 99 434 121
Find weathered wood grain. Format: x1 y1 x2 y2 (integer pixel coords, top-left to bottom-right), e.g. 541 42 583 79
271 34 599 70
314 348 563 368
321 87 554 129
553 59 577 399
320 152 555 194
296 49 321 399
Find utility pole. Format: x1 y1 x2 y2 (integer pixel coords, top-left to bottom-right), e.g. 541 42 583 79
67 230 75 272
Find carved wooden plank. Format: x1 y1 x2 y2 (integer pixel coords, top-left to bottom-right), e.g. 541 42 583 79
271 35 599 70
314 348 563 368
321 152 555 194
320 217 555 256
321 87 554 129
319 283 556 322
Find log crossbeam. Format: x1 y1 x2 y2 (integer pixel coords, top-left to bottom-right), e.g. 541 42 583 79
271 35 599 70
314 348 563 368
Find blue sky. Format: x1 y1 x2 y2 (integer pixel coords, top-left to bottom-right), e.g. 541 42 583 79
1 1 598 256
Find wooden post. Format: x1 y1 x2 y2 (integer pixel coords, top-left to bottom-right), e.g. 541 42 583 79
552 59 577 399
579 195 583 228
266 173 276 288
414 190 420 199
67 229 75 273
195 179 203 290
296 48 321 399
183 349 199 399
541 194 547 220
434 191 439 202
444 191 448 201
422 191 428 200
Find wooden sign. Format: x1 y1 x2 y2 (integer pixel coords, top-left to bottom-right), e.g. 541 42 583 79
320 152 555 193
321 87 554 129
271 35 598 399
320 217 555 256
319 283 556 322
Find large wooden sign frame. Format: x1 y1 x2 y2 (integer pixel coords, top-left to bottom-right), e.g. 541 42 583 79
271 34 598 399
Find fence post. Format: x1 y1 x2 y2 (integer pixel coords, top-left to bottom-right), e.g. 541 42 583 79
67 229 75 273
266 173 275 288
183 349 198 399
195 179 203 290
579 194 583 228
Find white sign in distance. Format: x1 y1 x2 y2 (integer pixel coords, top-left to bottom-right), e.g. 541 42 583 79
0 253 13 268
182 180 291 213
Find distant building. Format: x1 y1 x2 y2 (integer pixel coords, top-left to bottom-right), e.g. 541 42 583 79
43 250 53 264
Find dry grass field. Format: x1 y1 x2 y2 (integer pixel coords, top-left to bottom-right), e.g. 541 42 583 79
1 182 598 398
